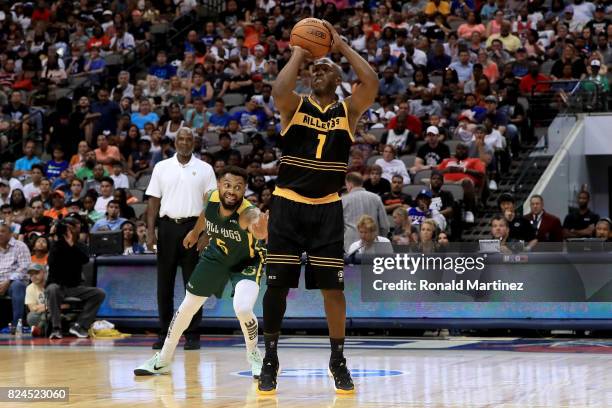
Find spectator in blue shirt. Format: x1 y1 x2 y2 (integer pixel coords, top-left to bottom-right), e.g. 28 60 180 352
45 145 69 181
14 139 42 177
84 46 106 86
130 99 159 130
148 50 176 80
449 49 474 83
379 66 406 98
232 97 268 133
208 98 232 130
91 200 127 232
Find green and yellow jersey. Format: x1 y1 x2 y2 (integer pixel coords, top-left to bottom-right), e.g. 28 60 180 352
202 190 264 266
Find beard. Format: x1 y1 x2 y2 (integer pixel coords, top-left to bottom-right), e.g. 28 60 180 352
220 194 241 212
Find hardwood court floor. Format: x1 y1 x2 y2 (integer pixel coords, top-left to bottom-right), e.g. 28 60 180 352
2 336 612 407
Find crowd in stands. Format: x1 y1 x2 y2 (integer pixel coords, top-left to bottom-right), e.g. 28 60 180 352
0 0 611 331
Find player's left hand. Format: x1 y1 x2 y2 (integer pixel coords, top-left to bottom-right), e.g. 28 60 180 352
251 210 269 241
321 20 344 53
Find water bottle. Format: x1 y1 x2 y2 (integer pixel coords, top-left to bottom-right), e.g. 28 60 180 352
8 322 14 335
15 319 22 337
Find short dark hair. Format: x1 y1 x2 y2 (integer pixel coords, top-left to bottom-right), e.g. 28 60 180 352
107 199 121 207
219 132 231 141
218 165 248 182
100 176 114 185
71 178 84 187
491 215 508 226
0 203 11 211
31 164 44 173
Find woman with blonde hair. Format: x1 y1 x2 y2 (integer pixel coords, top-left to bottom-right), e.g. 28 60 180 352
346 215 393 258
415 219 438 253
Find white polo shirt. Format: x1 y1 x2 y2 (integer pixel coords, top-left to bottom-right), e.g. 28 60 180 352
146 154 216 219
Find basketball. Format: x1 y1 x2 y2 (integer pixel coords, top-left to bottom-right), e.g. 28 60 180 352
290 18 332 58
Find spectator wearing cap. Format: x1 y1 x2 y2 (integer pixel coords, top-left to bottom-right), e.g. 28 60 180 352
411 126 451 173
595 218 612 241
24 263 46 334
46 217 106 339
510 48 530 78
485 21 521 53
586 6 610 35
43 191 68 220
408 189 446 230
0 223 30 327
583 59 610 95
376 145 411 185
498 193 537 248
91 200 127 233
148 50 176 80
94 177 115 213
379 66 406 98
19 198 52 242
437 143 485 223
343 173 390 253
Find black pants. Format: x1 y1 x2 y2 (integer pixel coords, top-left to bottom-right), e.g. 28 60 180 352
157 217 201 339
45 284 106 330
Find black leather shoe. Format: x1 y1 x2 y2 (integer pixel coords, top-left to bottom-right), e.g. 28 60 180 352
152 337 165 350
184 336 200 350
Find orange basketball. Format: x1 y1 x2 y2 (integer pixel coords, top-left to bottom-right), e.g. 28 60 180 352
290 18 332 58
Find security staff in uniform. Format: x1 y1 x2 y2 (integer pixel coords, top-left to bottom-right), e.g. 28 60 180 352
145 128 216 350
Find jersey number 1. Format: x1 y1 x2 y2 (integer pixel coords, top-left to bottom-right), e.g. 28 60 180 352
316 134 327 159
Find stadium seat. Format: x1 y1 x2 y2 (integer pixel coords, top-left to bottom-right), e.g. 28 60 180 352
445 140 461 154
222 93 245 107
127 175 136 189
401 184 425 198
443 183 464 201
131 203 148 219
367 154 382 166
237 145 252 156
150 23 169 34
204 132 219 146
207 146 222 154
369 128 386 142
229 105 246 115
128 189 144 202
135 174 151 190
400 154 416 168
413 169 432 185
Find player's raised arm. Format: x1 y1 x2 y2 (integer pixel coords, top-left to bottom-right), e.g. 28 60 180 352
272 46 311 127
322 20 378 131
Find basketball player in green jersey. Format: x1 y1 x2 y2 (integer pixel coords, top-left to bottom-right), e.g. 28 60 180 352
134 166 268 378
257 21 378 394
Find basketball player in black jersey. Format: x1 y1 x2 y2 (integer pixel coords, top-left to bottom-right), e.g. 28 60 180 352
257 21 378 395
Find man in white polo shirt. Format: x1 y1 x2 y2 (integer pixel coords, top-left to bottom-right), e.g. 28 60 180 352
145 128 216 350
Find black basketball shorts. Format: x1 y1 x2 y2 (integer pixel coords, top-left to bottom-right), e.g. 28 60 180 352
266 195 345 290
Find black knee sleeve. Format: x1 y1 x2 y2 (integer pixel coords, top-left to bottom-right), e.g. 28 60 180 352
263 286 289 334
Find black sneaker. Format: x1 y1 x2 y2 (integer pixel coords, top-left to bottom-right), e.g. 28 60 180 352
257 357 279 395
183 336 201 350
329 358 355 394
69 323 88 338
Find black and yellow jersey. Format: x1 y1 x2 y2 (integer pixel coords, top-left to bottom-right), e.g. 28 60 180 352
203 190 263 265
275 95 354 204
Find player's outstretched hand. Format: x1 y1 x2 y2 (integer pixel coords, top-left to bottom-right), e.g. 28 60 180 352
251 210 269 241
321 20 344 53
183 229 199 249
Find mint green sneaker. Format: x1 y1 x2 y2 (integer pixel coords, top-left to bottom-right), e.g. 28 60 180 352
134 352 171 376
247 348 263 379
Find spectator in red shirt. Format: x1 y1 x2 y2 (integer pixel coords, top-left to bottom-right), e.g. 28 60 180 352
86 26 111 51
32 1 51 23
387 101 422 136
437 143 485 223
519 61 551 95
